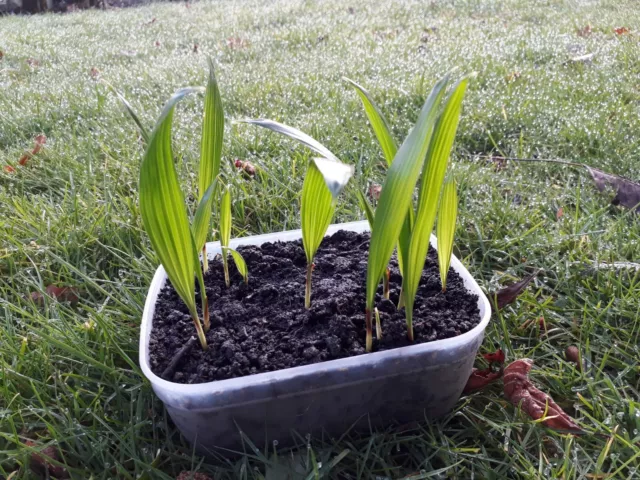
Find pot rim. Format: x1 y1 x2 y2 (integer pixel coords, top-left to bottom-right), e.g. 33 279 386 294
139 220 492 394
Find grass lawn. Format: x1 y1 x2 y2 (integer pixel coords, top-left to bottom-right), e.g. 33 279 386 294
1 0 640 477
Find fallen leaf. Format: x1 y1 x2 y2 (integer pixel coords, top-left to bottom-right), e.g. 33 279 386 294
226 36 250 49
493 272 538 310
614 26 630 35
26 58 40 67
565 346 581 371
3 165 15 173
368 183 382 201
18 135 47 166
483 349 505 364
25 440 69 479
31 285 80 305
155 41 161 47
503 359 584 434
576 25 592 37
556 207 564 220
89 67 100 79
144 17 157 25
176 472 212 480
234 159 255 176
463 366 503 393
586 166 640 212
193 43 198 53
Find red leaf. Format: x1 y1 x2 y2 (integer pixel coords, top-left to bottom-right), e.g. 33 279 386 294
586 166 640 212
614 26 630 35
234 159 256 177
463 367 503 393
556 207 564 220
31 285 80 305
18 135 47 166
483 349 505 364
25 440 70 479
3 165 15 173
503 359 584 434
493 271 538 310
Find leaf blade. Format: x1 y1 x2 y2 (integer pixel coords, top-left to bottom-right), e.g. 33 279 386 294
199 59 224 201
365 76 449 309
436 178 458 290
301 159 336 264
139 88 201 316
224 247 248 284
220 186 232 248
403 78 467 318
192 178 219 253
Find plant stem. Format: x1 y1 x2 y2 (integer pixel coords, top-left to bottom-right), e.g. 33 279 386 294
222 251 230 287
397 287 405 309
365 308 373 352
202 245 209 273
305 263 313 309
375 307 382 340
203 296 210 331
191 313 208 350
383 267 390 300
405 309 414 342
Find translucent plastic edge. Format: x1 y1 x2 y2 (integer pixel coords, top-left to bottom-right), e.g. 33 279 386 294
139 220 492 397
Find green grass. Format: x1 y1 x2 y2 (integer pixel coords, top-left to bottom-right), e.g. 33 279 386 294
1 0 640 477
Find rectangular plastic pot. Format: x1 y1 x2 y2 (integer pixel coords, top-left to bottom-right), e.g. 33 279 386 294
140 220 492 452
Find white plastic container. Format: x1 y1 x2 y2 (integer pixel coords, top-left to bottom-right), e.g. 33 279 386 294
140 221 491 451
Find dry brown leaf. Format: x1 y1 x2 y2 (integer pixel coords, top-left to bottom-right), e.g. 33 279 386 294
586 166 640 212
25 440 69 479
565 346 581 371
18 135 46 166
234 159 256 177
577 25 592 37
4 165 15 173
556 207 564 220
89 67 100 79
368 183 382 201
463 367 503 393
503 359 584 434
493 271 538 310
614 26 630 35
31 285 80 305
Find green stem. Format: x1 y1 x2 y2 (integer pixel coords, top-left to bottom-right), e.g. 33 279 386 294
202 245 209 273
191 312 208 350
222 251 230 287
405 308 414 342
305 263 313 309
383 267 390 300
375 307 382 340
202 294 210 332
365 308 373 352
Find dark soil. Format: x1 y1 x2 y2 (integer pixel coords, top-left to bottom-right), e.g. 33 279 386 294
149 230 480 384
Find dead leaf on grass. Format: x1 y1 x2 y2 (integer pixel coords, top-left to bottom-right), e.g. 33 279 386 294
586 166 640 212
576 25 592 37
614 26 630 35
31 285 80 305
25 440 69 479
19 135 46 166
503 359 584 434
492 271 538 310
234 159 256 177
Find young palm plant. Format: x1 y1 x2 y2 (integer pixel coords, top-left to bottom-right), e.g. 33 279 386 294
241 119 353 308
350 75 468 351
138 61 227 350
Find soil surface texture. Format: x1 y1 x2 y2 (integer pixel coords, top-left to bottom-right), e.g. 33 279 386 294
149 230 480 384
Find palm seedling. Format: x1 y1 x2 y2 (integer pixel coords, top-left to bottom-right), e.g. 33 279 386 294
241 119 353 308
348 76 467 351
138 61 237 350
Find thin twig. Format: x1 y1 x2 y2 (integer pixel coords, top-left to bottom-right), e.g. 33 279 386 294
462 153 585 169
161 336 198 379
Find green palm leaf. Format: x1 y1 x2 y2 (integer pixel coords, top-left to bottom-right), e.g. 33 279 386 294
436 178 458 292
403 79 468 340
139 87 207 348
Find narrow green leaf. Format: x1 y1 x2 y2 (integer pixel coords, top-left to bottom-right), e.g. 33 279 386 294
365 76 449 310
103 81 150 143
220 186 231 248
192 178 219 253
223 247 248 284
403 79 468 323
301 159 337 265
241 118 340 163
356 190 375 227
199 59 224 201
344 77 397 166
436 178 458 291
139 87 202 318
